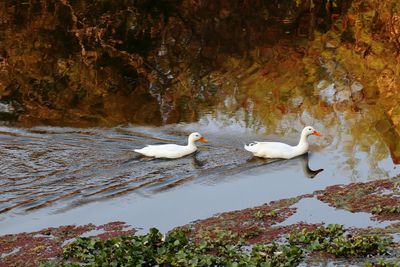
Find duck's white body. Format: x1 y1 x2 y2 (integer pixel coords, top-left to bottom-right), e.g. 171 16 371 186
134 132 207 159
244 126 321 159
134 143 197 159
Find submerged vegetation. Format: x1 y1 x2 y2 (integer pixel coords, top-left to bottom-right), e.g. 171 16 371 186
0 222 136 267
316 177 400 221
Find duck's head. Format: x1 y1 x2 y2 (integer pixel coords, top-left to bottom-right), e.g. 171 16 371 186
188 132 208 143
302 126 321 137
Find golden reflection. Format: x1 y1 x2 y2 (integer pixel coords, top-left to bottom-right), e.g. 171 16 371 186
167 45 400 176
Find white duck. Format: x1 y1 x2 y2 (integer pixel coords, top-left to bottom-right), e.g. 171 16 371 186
134 132 208 159
244 126 321 159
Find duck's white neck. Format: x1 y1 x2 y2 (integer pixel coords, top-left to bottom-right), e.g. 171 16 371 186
296 133 309 151
187 137 197 149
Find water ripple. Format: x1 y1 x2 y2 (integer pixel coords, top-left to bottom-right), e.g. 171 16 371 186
0 126 251 216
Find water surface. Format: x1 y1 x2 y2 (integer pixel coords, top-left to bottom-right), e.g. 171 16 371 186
1 54 400 234
0 106 399 234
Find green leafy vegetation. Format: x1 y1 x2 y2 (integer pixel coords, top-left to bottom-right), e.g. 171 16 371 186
41 224 393 266
288 224 389 257
46 228 302 266
364 258 400 267
252 210 278 220
372 205 400 215
252 210 265 220
269 210 278 218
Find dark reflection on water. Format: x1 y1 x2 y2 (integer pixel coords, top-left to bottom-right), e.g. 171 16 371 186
300 153 324 178
246 153 323 179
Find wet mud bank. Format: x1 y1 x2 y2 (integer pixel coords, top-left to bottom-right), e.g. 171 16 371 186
1 176 399 266
0 221 135 267
177 176 400 265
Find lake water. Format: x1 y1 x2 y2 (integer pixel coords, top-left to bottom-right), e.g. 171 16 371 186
1 52 400 235
1 101 399 234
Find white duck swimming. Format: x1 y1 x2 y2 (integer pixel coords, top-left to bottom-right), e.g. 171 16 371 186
244 126 321 159
134 132 208 159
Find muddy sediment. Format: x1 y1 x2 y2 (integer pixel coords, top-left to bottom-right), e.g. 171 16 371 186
0 221 135 267
183 176 400 242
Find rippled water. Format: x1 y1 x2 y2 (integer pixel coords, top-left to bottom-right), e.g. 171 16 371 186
1 53 400 234
0 125 245 214
0 106 399 234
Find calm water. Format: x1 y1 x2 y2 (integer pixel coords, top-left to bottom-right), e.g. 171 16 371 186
1 55 400 234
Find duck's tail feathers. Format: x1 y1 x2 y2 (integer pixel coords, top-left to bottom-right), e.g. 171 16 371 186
134 144 151 153
134 148 146 154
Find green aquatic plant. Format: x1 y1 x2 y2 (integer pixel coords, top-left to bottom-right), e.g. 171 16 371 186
269 210 278 218
364 258 400 267
252 210 278 220
56 228 303 267
43 224 392 266
250 243 303 266
252 210 266 220
372 205 400 215
63 227 163 266
288 224 389 257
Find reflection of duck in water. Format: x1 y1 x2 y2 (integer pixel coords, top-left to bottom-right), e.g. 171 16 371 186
246 152 323 179
300 153 324 178
244 126 321 159
134 132 208 159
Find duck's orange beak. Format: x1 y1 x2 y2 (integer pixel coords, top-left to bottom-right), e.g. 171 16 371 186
312 131 321 136
198 137 208 143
